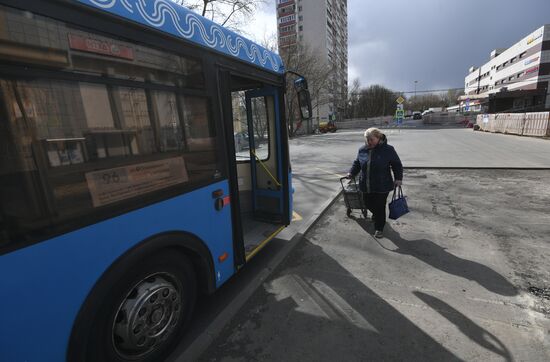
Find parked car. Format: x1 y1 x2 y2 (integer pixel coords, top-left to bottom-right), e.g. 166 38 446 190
319 121 337 133
412 112 422 120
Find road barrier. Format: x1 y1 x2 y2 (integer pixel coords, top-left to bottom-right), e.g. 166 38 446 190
523 112 550 137
422 113 477 126
476 112 550 137
337 116 394 129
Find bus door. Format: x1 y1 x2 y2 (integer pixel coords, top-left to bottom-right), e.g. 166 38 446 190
224 80 289 263
244 87 286 225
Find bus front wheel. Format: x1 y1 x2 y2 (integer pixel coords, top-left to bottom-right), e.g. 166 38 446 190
83 252 196 362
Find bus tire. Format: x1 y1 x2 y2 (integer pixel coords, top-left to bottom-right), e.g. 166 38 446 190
81 251 196 362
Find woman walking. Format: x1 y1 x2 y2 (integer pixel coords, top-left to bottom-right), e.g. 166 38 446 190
347 127 403 238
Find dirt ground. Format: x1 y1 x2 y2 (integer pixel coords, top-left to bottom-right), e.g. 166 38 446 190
201 169 550 361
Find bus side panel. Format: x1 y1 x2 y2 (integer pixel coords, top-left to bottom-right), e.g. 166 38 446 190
0 180 233 362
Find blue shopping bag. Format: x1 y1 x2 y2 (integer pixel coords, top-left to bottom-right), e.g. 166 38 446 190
389 186 409 220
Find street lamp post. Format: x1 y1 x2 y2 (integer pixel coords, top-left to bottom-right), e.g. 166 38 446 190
414 80 418 99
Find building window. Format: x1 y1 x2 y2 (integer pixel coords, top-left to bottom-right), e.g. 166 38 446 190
510 56 517 63
278 14 296 24
298 6 302 11
279 24 296 33
519 51 527 59
299 25 303 31
298 15 303 21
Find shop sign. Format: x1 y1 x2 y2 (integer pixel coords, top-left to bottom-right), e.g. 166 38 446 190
525 66 539 74
527 32 542 45
524 57 539 66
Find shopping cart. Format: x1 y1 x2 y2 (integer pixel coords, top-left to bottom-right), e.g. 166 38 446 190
339 176 368 217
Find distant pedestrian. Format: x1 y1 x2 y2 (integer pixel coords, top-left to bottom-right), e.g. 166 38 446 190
347 127 403 238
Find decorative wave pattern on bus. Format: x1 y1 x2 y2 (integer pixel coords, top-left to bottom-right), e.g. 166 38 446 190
78 0 284 74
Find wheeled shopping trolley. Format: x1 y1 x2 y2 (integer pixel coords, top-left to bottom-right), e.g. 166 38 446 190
340 177 368 217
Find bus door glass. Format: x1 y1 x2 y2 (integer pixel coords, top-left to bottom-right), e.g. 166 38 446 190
244 87 285 224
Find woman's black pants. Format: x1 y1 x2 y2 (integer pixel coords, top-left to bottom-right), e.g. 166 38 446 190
363 192 390 231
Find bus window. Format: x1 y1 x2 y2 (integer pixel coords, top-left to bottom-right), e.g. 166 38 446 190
152 91 184 152
111 86 155 156
249 96 270 160
231 91 270 161
179 96 219 180
232 91 250 159
0 77 222 248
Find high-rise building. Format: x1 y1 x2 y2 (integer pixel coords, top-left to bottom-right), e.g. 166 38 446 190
276 0 348 125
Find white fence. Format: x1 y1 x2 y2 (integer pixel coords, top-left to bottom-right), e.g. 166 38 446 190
476 112 550 137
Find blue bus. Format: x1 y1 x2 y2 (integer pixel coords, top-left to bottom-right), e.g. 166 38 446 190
0 1 311 361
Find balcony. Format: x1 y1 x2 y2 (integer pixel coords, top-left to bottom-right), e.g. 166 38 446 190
277 0 295 8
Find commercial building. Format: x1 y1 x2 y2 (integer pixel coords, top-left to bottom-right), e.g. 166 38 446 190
462 25 550 113
276 0 348 125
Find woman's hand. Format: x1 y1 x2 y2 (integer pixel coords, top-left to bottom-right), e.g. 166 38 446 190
394 180 402 187
346 173 353 179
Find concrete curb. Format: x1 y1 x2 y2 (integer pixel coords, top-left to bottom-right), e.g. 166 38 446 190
176 188 343 361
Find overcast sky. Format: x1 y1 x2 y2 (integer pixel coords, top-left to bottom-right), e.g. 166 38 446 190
245 0 550 93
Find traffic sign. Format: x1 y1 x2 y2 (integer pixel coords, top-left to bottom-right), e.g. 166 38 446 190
396 96 405 104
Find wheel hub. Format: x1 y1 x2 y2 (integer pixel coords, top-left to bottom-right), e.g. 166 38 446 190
112 273 182 359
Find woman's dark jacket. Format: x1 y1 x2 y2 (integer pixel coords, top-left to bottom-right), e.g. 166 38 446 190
349 136 403 193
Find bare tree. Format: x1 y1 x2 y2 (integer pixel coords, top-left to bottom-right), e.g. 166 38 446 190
442 89 465 107
346 78 361 119
406 93 448 112
354 85 397 118
174 0 265 32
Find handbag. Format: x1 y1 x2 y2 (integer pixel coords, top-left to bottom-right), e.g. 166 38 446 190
389 186 409 220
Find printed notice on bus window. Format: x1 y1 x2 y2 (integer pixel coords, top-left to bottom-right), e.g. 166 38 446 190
85 157 189 207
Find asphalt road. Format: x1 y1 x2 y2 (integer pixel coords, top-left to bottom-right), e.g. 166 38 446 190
288 127 550 232
200 169 550 361
171 128 550 361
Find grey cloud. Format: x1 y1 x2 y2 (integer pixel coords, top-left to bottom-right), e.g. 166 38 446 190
349 0 550 92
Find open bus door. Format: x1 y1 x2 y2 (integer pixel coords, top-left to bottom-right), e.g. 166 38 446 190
219 71 288 264
221 71 311 265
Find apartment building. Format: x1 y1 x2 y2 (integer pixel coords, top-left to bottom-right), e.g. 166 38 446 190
463 25 550 113
276 0 348 124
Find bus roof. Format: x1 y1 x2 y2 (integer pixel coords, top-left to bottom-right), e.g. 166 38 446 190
76 0 284 74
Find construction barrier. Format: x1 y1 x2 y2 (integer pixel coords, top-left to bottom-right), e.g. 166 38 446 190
503 113 525 135
488 114 497 132
476 112 549 137
491 113 506 133
523 112 550 137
